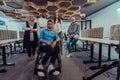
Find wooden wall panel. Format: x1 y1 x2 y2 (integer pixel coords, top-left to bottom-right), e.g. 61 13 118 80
110 24 120 40
81 27 103 38
0 30 17 40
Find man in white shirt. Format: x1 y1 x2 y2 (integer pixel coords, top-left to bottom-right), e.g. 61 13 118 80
37 13 47 36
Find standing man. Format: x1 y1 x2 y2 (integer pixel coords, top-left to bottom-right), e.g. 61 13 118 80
37 13 47 36
66 17 80 58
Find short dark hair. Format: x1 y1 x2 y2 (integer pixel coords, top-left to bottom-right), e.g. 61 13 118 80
47 20 53 23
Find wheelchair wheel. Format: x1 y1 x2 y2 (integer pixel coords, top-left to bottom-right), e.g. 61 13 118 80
34 45 44 75
34 44 62 78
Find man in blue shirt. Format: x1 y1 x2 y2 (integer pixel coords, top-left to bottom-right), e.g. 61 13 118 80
38 20 60 77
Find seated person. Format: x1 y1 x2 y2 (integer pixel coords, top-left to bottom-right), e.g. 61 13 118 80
66 17 80 58
38 20 60 77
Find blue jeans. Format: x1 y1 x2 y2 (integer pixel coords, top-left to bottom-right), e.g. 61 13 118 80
67 38 78 54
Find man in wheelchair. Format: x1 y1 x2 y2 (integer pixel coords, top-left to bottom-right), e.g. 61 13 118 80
37 20 60 77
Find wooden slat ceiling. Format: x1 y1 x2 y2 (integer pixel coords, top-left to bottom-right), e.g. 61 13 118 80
0 0 117 20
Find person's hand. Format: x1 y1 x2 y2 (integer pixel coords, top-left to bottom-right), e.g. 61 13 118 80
69 34 75 38
52 29 60 34
71 34 75 37
46 42 51 46
69 35 71 38
51 41 56 48
30 28 34 32
56 31 61 34
69 34 73 38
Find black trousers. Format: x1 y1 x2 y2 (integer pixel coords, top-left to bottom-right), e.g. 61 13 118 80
41 45 60 65
26 41 36 57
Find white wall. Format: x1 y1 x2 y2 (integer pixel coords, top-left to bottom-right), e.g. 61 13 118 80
86 1 120 58
0 16 24 39
0 17 24 30
87 1 120 38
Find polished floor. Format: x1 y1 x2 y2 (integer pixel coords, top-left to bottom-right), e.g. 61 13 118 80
0 48 117 80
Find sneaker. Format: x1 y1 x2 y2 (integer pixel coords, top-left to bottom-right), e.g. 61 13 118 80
37 64 45 77
66 54 72 58
47 64 60 76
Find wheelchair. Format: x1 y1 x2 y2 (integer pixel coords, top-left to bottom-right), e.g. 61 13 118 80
34 42 62 77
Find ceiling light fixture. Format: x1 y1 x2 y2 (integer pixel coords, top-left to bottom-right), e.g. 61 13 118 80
87 0 100 3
